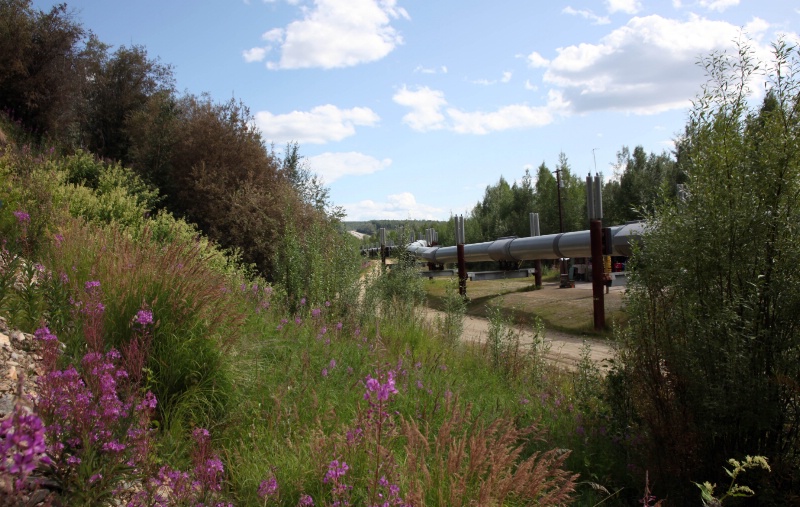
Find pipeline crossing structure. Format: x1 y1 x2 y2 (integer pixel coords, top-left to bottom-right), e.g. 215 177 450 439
360 174 644 331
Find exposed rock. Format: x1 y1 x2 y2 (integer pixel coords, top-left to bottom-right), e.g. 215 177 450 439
0 317 44 419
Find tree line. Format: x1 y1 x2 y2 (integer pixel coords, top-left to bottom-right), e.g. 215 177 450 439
465 147 684 243
0 0 336 278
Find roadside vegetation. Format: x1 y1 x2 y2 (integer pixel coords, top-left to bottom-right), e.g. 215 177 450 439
1 1 798 505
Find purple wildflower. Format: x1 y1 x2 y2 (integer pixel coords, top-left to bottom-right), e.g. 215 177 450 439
134 309 154 326
298 494 314 506
13 210 30 223
324 301 331 307
84 280 101 291
324 460 349 483
311 308 321 318
300 297 306 306
364 371 398 402
258 476 279 499
0 406 49 480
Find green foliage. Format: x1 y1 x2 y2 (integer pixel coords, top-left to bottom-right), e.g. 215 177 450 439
614 39 800 501
603 146 682 225
42 218 245 429
365 255 426 322
436 278 466 346
695 456 771 506
273 219 361 312
0 0 85 139
54 153 159 228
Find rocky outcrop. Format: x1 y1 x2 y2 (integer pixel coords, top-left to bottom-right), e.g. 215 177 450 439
0 317 43 418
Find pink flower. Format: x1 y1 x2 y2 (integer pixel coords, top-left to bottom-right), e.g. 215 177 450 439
13 210 30 223
258 476 279 499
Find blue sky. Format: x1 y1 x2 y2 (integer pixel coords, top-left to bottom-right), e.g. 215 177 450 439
34 0 798 221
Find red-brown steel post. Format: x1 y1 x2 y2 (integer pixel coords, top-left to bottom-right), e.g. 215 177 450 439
457 243 467 296
590 219 605 331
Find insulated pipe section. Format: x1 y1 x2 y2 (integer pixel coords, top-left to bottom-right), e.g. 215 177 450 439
406 222 644 263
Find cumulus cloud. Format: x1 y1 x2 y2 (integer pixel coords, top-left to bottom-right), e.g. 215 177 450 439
246 0 409 69
501 71 512 83
447 104 553 135
254 105 380 144
543 14 771 115
242 47 268 62
343 192 445 220
393 86 559 134
307 152 391 183
699 0 739 12
562 6 610 25
527 51 550 68
605 0 641 14
393 86 447 131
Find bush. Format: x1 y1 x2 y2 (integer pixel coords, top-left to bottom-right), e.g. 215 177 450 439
613 39 800 501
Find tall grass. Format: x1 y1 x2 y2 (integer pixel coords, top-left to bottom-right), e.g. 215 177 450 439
40 217 246 429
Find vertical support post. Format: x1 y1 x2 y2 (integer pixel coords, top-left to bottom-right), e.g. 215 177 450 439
456 215 467 297
587 172 605 331
590 220 605 331
379 227 387 267
530 212 542 288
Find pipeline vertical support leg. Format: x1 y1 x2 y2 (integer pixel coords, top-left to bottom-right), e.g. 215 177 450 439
590 219 605 331
457 243 467 297
534 259 542 288
381 246 386 266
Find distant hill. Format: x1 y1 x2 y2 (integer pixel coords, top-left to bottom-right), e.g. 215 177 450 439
342 219 447 237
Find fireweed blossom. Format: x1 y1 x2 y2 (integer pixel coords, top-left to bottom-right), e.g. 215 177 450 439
364 371 398 402
13 210 30 223
0 405 50 482
134 309 154 326
258 476 279 499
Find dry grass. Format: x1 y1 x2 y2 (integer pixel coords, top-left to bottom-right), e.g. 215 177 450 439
402 400 578 506
425 277 628 335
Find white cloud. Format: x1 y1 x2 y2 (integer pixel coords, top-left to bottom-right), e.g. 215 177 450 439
344 192 445 221
254 0 409 69
605 0 641 14
393 86 559 134
543 14 771 115
413 64 448 75
699 0 739 12
392 86 447 132
501 71 512 83
527 51 550 68
242 47 268 62
524 79 538 91
307 152 391 183
254 105 380 144
262 28 285 42
562 6 610 25
447 104 554 135
744 17 769 38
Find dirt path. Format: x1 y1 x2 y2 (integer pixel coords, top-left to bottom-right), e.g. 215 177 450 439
419 306 615 372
